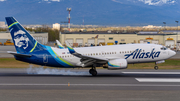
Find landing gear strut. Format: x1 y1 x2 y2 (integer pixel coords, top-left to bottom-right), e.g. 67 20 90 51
89 65 97 76
154 62 158 70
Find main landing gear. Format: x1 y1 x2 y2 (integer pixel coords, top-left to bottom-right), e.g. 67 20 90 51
89 65 97 76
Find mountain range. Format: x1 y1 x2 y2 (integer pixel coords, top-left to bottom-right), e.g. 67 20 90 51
0 0 180 26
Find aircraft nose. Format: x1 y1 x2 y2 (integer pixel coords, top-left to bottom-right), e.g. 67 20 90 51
169 50 176 57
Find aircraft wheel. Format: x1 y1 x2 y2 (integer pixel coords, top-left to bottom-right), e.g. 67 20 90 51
91 70 97 76
89 69 93 74
154 66 158 70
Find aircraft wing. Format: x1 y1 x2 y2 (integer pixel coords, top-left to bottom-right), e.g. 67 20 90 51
7 51 32 57
65 41 108 67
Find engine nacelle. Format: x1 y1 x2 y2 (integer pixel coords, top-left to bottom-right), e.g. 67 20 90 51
108 59 127 70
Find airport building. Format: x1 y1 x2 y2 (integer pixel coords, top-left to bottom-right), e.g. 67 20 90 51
0 22 6 28
60 31 180 49
0 31 48 45
53 23 60 30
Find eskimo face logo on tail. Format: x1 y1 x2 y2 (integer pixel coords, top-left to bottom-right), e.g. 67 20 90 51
124 48 161 59
14 30 29 49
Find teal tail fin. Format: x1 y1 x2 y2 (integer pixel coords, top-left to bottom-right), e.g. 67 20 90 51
5 17 44 53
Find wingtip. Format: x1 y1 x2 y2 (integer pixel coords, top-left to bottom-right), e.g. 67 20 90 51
65 41 75 54
65 41 71 48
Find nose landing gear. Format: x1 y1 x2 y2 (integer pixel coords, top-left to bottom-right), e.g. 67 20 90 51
154 66 158 70
154 62 158 70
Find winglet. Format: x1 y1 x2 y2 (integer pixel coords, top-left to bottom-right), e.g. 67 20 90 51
56 40 64 49
65 41 75 54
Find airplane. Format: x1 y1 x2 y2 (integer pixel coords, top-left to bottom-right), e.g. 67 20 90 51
92 35 98 39
5 17 176 76
56 40 64 49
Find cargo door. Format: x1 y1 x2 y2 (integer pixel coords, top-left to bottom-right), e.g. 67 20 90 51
66 38 73 46
76 38 83 47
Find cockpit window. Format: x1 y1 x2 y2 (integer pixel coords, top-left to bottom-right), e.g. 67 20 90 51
161 47 167 50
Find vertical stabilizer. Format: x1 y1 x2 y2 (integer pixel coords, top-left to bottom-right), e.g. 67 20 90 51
5 17 43 53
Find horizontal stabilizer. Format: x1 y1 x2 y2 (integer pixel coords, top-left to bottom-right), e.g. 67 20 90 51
7 51 31 57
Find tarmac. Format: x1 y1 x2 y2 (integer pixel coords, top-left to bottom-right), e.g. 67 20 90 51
0 69 180 101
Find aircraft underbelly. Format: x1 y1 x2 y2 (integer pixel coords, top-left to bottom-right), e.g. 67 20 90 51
127 58 161 64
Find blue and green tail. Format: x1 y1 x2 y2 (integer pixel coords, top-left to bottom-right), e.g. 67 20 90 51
5 17 44 53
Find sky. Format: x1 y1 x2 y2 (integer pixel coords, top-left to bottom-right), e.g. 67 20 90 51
0 0 179 26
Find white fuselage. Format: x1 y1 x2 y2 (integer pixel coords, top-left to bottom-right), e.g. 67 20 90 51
51 44 176 67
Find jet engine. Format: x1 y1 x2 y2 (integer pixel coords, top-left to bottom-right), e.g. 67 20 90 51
107 59 127 70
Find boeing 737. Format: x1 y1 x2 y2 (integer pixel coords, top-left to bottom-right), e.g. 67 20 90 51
6 17 176 76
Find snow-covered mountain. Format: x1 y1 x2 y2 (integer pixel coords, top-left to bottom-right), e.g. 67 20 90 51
112 0 177 6
0 0 179 26
138 0 176 5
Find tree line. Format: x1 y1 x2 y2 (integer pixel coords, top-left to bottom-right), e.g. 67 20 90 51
25 27 60 42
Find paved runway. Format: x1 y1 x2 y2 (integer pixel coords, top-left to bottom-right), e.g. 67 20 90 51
0 68 180 101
